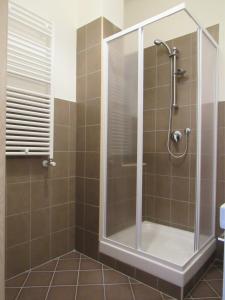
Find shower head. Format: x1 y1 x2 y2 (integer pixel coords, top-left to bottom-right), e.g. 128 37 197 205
154 39 172 55
154 39 162 45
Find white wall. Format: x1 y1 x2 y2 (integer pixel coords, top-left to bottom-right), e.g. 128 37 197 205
77 0 102 28
102 0 124 29
124 0 225 101
124 0 224 28
14 0 123 101
14 0 77 101
77 0 123 28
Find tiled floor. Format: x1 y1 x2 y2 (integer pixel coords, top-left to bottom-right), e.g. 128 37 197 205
185 260 223 300
5 250 223 300
5 250 175 300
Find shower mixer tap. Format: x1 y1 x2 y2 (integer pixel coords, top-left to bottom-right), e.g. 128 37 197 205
171 128 191 143
171 130 182 143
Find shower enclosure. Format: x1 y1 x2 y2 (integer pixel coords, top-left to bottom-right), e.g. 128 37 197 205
100 3 218 288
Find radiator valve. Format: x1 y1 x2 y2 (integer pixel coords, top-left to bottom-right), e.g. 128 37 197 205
42 158 56 168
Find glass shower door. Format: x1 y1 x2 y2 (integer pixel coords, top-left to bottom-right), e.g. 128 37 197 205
197 30 217 249
105 30 139 248
140 13 198 265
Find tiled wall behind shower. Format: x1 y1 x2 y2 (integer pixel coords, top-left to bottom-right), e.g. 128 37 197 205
5 99 76 279
143 25 220 232
142 32 197 231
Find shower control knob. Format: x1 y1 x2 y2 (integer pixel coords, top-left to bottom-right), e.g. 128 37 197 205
171 130 182 143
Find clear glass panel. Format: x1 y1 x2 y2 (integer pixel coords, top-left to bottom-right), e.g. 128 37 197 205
104 9 217 265
141 12 198 266
198 31 217 248
105 31 138 248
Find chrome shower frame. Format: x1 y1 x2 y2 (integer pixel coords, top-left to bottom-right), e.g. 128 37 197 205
100 2 219 287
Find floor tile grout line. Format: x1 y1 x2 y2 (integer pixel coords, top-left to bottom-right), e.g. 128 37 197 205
74 252 81 300
159 292 166 300
14 270 30 300
102 263 106 300
205 280 222 298
202 278 223 282
44 257 60 300
7 282 151 288
188 296 221 300
184 260 219 298
5 270 30 283
128 277 136 300
31 268 103 273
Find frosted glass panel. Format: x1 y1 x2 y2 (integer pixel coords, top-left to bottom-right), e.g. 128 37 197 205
106 31 138 248
199 32 217 248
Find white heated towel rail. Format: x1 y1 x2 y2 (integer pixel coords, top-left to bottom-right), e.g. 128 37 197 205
6 1 54 158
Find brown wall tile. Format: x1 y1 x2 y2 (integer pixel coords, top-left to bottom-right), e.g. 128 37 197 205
31 180 49 211
87 71 101 100
51 229 69 258
157 63 170 86
30 236 50 268
6 98 76 279
6 243 30 278
171 201 189 226
76 78 86 102
86 99 101 125
51 204 69 233
86 125 100 152
76 127 85 151
50 178 69 206
77 51 86 76
31 209 50 239
87 44 101 73
50 152 69 178
85 205 99 233
144 88 156 110
30 157 48 181
54 125 69 151
85 153 100 179
7 213 30 248
77 26 86 52
144 67 156 89
54 99 70 126
6 158 29 184
85 178 99 206
86 18 101 48
6 182 30 216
